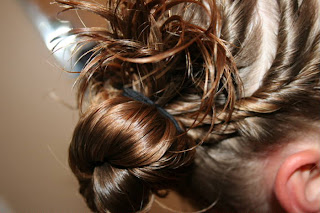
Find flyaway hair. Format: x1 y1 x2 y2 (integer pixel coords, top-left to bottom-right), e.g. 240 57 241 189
54 0 320 212
55 0 241 128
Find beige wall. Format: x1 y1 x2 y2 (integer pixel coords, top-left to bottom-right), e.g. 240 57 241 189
0 0 193 212
0 0 88 211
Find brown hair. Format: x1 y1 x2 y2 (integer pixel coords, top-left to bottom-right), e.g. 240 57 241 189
55 0 320 212
183 0 320 212
70 96 194 212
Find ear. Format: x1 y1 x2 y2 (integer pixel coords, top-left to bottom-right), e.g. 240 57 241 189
274 150 320 213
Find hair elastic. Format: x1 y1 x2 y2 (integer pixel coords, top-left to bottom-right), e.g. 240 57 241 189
123 88 183 133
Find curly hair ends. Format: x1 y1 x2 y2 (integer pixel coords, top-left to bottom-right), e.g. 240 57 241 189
69 96 195 212
55 0 241 128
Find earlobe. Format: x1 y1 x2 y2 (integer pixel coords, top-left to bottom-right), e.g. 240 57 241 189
274 150 320 213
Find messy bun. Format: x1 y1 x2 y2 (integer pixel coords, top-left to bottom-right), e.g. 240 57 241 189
55 0 240 211
69 95 195 212
55 0 320 211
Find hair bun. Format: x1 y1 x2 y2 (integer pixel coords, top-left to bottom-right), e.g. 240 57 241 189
69 95 195 212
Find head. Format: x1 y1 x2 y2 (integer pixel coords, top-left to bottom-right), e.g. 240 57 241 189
183 1 320 212
55 0 320 212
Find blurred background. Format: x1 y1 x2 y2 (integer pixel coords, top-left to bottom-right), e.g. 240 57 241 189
0 0 192 212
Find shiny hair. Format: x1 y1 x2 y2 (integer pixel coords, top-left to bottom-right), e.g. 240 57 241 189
70 96 194 212
55 0 320 212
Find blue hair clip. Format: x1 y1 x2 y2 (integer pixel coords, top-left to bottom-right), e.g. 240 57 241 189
123 88 183 133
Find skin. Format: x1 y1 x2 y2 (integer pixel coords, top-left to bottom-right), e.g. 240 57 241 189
263 127 320 213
